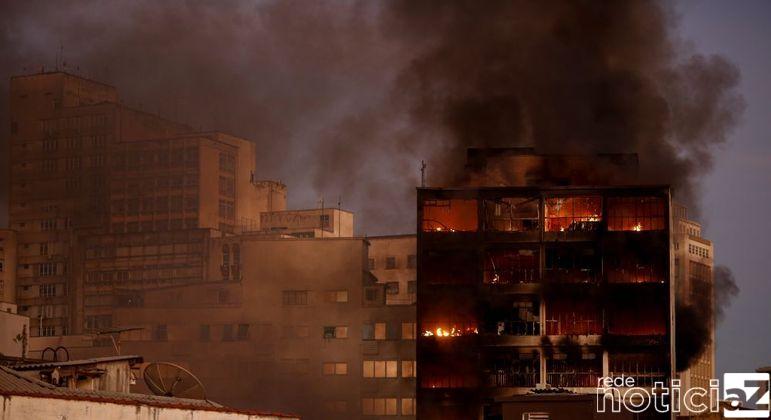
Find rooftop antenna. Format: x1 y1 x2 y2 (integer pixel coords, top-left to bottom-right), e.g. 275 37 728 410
337 196 342 237
420 160 427 187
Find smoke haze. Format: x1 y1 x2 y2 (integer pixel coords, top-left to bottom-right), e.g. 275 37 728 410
0 0 744 233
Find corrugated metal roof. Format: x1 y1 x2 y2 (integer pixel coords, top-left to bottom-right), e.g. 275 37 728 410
12 355 143 371
0 366 298 418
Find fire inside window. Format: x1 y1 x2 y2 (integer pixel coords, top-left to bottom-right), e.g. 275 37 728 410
484 197 539 232
607 196 665 231
421 199 478 232
544 196 602 232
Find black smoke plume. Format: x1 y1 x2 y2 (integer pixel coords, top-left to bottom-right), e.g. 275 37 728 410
676 264 739 371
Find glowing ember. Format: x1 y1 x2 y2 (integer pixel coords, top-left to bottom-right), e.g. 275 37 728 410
422 326 478 337
632 223 642 232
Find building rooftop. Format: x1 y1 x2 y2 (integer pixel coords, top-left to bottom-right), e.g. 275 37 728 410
12 355 143 371
0 366 297 418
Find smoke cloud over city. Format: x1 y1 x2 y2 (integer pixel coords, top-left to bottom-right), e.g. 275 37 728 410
0 0 744 373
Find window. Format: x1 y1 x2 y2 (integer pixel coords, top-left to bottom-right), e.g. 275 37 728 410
544 196 602 232
39 263 56 277
41 326 56 337
385 282 399 295
237 323 250 340
323 326 348 339
42 159 57 172
219 176 235 197
401 398 416 415
364 287 379 303
322 362 348 376
362 398 398 416
375 322 386 340
421 198 478 232
407 254 417 268
40 243 49 255
154 324 168 341
484 197 540 232
402 361 416 378
41 219 57 231
39 284 56 298
0 261 3 272
219 199 235 219
283 290 309 305
607 196 665 231
401 322 416 340
324 290 348 303
362 360 398 378
200 324 210 341
385 256 397 270
219 152 235 172
407 280 417 294
368 258 375 270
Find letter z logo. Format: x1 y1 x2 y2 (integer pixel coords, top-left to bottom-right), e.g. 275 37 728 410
724 373 770 418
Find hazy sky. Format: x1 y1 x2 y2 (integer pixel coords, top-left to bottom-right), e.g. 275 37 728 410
0 0 768 377
677 0 771 375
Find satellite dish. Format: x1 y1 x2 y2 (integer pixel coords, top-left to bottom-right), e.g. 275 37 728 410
142 362 206 400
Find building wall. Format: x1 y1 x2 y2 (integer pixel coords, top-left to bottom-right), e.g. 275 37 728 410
368 235 416 305
0 307 29 357
0 230 17 303
673 204 716 415
258 208 353 238
0 395 296 420
8 72 192 336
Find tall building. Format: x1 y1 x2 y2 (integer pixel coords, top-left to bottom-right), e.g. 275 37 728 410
6 71 417 419
416 183 674 419
0 230 17 303
8 72 191 336
673 204 716 415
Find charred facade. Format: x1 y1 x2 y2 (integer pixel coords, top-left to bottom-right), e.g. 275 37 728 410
417 185 674 419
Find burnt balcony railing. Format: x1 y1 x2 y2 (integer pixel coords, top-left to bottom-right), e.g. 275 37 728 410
543 268 598 284
608 371 667 387
493 320 540 336
545 317 602 335
484 268 538 284
486 370 539 388
547 371 600 388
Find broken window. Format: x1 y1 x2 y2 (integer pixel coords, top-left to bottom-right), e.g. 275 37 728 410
546 350 602 388
484 351 540 387
484 197 539 232
609 352 667 387
544 196 602 232
421 198 478 232
423 250 477 285
484 248 539 284
607 196 665 231
544 246 599 283
545 296 602 335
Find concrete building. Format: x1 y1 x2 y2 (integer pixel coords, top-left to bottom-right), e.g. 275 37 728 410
255 208 353 238
0 229 17 303
0 365 298 420
8 72 191 336
673 203 716 415
0 302 29 358
417 184 673 419
368 235 417 306
33 235 416 419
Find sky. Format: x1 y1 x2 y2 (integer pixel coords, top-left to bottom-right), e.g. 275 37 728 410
677 0 771 375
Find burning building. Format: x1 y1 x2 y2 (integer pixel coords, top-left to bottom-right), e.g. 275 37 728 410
417 151 674 419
